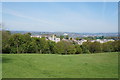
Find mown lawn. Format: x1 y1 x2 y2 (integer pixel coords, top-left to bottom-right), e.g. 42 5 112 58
2 52 118 78
0 54 2 79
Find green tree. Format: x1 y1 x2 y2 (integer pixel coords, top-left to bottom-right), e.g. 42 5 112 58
48 40 56 54
34 37 49 54
102 41 114 52
80 45 91 54
112 40 120 52
26 32 31 36
75 45 82 54
60 35 64 40
89 42 102 53
9 33 25 53
82 41 102 53
65 35 69 39
55 41 76 54
2 31 11 53
27 40 37 53
19 33 32 53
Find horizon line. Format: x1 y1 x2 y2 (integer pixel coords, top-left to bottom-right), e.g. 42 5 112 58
6 30 118 33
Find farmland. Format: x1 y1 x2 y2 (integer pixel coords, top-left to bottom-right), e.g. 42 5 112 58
2 52 118 78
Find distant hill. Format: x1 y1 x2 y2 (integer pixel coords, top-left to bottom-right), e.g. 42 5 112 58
10 31 118 38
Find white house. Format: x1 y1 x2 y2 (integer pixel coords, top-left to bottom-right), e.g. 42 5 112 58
31 34 60 43
90 39 115 43
31 35 41 38
63 33 68 36
48 35 60 43
77 39 87 45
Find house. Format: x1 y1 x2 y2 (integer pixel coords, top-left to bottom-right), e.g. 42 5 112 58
90 39 115 43
31 35 41 38
71 39 87 45
77 39 87 45
63 33 68 36
47 35 60 43
31 34 60 43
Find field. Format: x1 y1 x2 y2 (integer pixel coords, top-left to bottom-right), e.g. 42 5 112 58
2 52 118 78
0 54 2 79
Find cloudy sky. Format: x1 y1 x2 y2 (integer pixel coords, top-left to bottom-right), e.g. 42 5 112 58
2 2 118 33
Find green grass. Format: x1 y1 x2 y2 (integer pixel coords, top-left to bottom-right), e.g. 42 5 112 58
2 52 118 78
0 54 2 79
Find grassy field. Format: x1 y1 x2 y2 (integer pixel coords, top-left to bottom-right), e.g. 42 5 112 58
2 52 118 78
0 54 2 79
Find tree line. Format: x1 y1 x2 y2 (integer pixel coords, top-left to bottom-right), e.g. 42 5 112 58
2 31 120 54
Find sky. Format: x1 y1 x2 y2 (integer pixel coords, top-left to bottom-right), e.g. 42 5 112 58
1 2 118 33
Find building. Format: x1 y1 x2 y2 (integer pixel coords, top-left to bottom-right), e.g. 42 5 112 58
47 35 60 43
63 33 68 36
90 39 115 43
77 39 87 45
31 35 42 38
31 34 60 43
